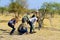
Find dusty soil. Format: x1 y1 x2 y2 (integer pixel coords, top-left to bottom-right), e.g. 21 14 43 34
0 14 60 40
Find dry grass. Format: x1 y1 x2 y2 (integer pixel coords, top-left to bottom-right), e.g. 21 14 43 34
0 14 60 40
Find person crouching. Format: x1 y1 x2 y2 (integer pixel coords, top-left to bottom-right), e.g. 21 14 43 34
8 16 18 35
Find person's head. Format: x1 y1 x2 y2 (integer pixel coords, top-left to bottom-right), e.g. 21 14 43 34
31 14 35 18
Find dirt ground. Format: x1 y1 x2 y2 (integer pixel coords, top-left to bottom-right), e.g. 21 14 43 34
0 14 60 40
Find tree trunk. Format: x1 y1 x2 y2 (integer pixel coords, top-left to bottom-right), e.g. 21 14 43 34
38 12 45 30
1 10 4 15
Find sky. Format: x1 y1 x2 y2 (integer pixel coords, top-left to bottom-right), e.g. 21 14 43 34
0 0 60 10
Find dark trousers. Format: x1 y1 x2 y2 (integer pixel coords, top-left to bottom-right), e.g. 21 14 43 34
8 23 15 35
28 21 33 33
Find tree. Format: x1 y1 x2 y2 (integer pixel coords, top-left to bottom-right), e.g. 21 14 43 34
0 7 6 15
38 2 60 29
8 0 28 17
16 0 28 8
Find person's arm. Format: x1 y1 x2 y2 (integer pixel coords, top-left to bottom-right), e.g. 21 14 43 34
10 18 15 25
14 19 19 26
36 17 38 22
12 19 17 26
12 23 15 26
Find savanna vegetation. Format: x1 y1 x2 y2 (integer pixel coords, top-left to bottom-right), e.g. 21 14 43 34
0 0 60 40
0 0 60 29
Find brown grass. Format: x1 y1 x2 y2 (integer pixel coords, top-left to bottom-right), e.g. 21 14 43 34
0 14 60 40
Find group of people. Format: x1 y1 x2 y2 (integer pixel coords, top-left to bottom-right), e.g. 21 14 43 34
8 12 38 35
